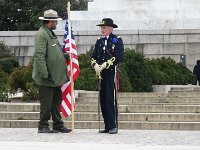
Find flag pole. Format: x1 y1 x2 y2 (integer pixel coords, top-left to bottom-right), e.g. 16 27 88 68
68 0 75 131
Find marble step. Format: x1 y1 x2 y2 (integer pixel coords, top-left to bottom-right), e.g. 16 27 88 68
1 112 200 122
1 103 200 113
78 91 200 98
77 97 200 104
1 120 200 130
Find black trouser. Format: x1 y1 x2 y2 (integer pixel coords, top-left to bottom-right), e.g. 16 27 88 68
100 69 117 130
38 85 63 129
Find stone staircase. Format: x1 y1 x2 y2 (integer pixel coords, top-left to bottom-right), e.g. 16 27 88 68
1 87 200 130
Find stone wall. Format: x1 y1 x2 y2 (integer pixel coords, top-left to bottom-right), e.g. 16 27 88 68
56 0 200 31
1 29 200 70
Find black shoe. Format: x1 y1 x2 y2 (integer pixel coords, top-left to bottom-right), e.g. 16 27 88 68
98 129 109 133
109 128 118 134
53 127 72 133
38 127 54 133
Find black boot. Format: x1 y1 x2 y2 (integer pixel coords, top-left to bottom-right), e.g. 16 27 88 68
109 128 118 134
98 129 109 133
38 127 54 133
53 126 72 133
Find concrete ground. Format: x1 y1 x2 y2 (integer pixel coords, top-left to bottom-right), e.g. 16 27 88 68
0 129 200 150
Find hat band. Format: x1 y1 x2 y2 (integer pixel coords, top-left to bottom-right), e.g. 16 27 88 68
44 16 59 19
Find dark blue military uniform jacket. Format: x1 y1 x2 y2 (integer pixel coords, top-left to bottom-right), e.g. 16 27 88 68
91 33 124 69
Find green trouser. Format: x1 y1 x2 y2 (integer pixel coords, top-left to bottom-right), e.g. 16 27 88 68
38 85 64 129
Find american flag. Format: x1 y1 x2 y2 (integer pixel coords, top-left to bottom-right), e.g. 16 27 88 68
60 13 80 118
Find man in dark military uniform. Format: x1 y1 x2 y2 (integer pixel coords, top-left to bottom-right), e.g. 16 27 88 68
91 18 124 134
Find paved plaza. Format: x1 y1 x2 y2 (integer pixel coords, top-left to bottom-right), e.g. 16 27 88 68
0 128 200 150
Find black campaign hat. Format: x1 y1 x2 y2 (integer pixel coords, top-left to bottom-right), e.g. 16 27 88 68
96 18 118 28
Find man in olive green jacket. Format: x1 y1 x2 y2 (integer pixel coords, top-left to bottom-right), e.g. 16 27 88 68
32 9 71 133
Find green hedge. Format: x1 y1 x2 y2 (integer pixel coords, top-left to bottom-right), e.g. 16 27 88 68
0 44 19 101
6 48 196 101
0 57 19 74
0 69 9 101
0 43 13 59
74 49 195 92
122 49 153 92
75 51 97 91
8 61 39 101
147 57 195 85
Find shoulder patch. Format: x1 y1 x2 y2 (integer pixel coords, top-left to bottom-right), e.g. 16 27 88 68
117 35 121 38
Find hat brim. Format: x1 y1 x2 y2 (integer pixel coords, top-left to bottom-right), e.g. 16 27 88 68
96 23 118 28
39 17 62 21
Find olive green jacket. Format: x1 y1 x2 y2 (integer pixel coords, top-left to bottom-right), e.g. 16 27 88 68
32 25 67 87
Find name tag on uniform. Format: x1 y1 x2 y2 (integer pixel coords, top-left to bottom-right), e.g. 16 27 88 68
52 44 56 46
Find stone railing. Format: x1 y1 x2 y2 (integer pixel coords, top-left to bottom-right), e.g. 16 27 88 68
1 29 200 70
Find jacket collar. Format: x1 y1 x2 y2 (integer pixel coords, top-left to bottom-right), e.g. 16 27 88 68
102 33 114 40
42 25 57 39
107 33 115 41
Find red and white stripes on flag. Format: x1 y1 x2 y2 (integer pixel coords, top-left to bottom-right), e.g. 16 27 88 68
60 13 80 118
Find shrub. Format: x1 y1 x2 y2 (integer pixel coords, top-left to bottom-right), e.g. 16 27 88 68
118 62 132 92
0 69 9 102
0 43 16 101
123 49 153 92
6 48 196 99
75 48 195 92
147 57 195 85
176 63 195 84
8 67 28 93
75 51 97 90
22 82 39 101
75 68 97 91
0 85 9 102
8 61 39 101
0 43 13 58
75 50 133 92
0 57 19 74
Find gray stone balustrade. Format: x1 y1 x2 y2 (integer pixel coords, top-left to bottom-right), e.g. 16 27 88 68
1 29 200 70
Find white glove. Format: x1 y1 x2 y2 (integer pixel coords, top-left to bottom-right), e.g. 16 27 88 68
94 63 102 77
99 57 116 70
100 62 107 70
106 57 115 69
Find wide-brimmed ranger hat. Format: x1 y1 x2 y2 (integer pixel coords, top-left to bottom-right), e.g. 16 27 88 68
96 18 118 28
39 9 62 21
